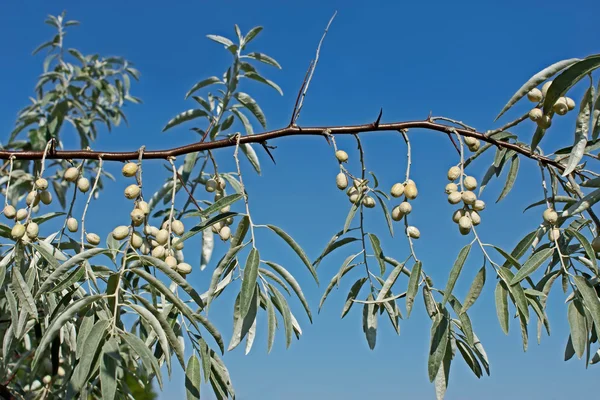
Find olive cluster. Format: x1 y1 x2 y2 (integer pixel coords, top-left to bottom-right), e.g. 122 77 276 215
527 81 576 129
204 175 234 241
445 166 485 235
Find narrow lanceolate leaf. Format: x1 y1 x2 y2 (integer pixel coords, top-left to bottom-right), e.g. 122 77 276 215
368 233 386 275
568 299 587 359
495 281 510 334
523 196 576 212
428 311 450 382
406 261 422 317
241 143 261 174
495 58 579 120
319 253 360 310
593 81 600 140
264 261 312 322
244 71 283 95
461 266 486 314
563 85 593 176
185 76 221 99
269 285 293 348
73 320 110 391
374 194 394 237
511 248 554 284
32 295 103 368
11 268 37 318
207 34 234 47
313 234 359 268
240 248 260 318
341 278 368 318
496 155 519 202
499 268 530 323
573 276 600 338
266 296 277 353
567 228 598 273
201 228 214 271
362 294 378 350
434 339 453 400
39 248 108 294
343 197 362 234
188 194 243 218
185 354 201 400
121 332 163 389
228 291 258 352
442 244 471 306
100 344 118 400
376 260 405 303
266 225 318 283
246 52 282 69
562 188 600 217
234 92 266 128
162 109 209 132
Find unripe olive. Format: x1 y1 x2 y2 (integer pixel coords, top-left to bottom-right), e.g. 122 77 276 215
445 183 458 194
144 225 157 236
335 150 349 163
216 176 227 190
473 200 486 211
458 216 472 230
130 209 145 226
26 191 40 207
171 220 185 236
205 179 217 193
77 177 90 193
64 167 79 182
124 184 141 200
42 375 51 385
86 233 101 245
346 187 358 197
3 205 16 219
527 88 543 102
152 245 166 259
214 191 224 201
459 225 472 235
136 201 150 215
67 217 78 232
468 210 481 226
390 183 405 198
565 97 576 111
404 183 418 200
57 366 65 377
225 216 234 225
464 136 478 147
32 205 40 213
176 262 193 275
165 256 178 268
35 178 48 190
26 222 39 239
452 209 466 223
548 228 561 242
112 226 130 240
40 190 52 205
11 223 25 239
30 380 42 391
528 108 543 122
122 162 138 177
156 229 169 245
399 201 412 215
220 205 231 213
447 166 461 181
553 98 568 116
462 191 477 205
467 139 481 152
21 234 31 245
349 193 360 204
448 191 462 204
407 226 420 239
592 236 600 252
131 232 144 249
150 239 160 247
391 205 404 221
363 196 376 208
172 237 184 250
140 239 151 255
353 178 365 189
543 208 558 224
537 115 552 129
219 226 232 241
16 208 28 221
335 173 348 190
464 176 477 191
541 81 553 97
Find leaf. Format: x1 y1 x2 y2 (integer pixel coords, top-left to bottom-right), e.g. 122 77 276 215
498 267 530 323
376 260 405 303
461 266 486 314
188 194 243 218
568 298 587 359
201 228 214 271
266 225 318 283
239 248 260 318
313 234 359 268
523 196 576 212
264 261 312 322
230 108 254 135
244 71 283 95
495 281 510 334
341 278 368 318
266 296 276 353
241 143 261 174
39 248 108 294
180 212 237 242
319 254 359 311
362 294 378 350
563 85 593 176
246 52 282 69
243 26 263 47
428 311 450 382
562 188 600 217
496 155 519 202
31 211 65 224
206 34 234 48
566 228 598 273
162 109 209 132
368 233 386 275
434 338 453 400
129 303 173 374
495 58 579 120
185 76 222 99
374 194 394 237
269 285 293 348
228 290 258 352
573 276 600 338
100 343 118 400
73 320 110 391
406 261 422 317
11 268 37 318
442 244 471 306
234 92 266 128
456 339 483 378
511 248 554 284
185 354 201 400
121 332 163 389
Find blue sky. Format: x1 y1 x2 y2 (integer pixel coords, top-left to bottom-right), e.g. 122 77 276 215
1 1 600 399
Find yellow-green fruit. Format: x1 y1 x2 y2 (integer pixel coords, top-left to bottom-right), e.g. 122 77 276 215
543 208 558 224
205 179 217 192
136 201 150 215
452 209 466 223
57 366 65 377
548 228 561 242
214 190 224 201
3 205 16 219
64 167 79 182
32 205 40 213
176 262 193 275
165 256 178 268
40 190 52 205
464 176 477 191
86 233 101 245
458 216 472 231
147 225 159 237
469 210 481 226
448 191 462 204
156 229 169 245
459 225 472 235
445 183 458 194
404 183 418 200
219 226 231 241
553 98 568 116
16 208 28 221
35 178 48 190
399 201 412 215
26 222 39 239
353 179 365 189
336 173 348 190
347 187 358 197
172 237 184 250
537 115 552 129
447 166 461 181
171 220 185 236
462 191 477 205
217 176 226 190
473 200 486 211
112 226 130 240
11 223 25 239
77 178 90 193
391 205 404 221
335 150 349 163
566 97 576 111
591 236 600 252
528 108 543 122
467 139 481 152
130 209 145 226
349 193 360 204
527 88 543 102
26 191 40 207
152 245 166 259
130 232 143 249
363 196 376 208
124 184 141 200
220 205 231 213
140 240 151 255
390 183 405 198
67 217 78 232
407 226 420 239
541 81 553 97
225 216 234 225
42 375 51 385
122 162 138 177
464 136 478 147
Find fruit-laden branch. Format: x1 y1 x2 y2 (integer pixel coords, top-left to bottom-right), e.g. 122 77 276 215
0 119 565 172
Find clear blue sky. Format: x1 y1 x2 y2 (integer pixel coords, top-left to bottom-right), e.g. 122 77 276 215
1 1 600 399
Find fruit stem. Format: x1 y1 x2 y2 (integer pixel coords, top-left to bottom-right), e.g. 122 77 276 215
80 158 103 252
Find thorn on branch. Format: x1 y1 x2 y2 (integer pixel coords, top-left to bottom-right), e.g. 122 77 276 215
260 142 277 165
374 108 383 127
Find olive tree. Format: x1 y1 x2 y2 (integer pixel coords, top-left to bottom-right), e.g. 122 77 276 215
1 12 600 400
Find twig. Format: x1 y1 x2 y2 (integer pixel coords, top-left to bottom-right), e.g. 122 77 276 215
354 134 374 290
234 134 256 245
80 158 103 251
486 112 529 137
